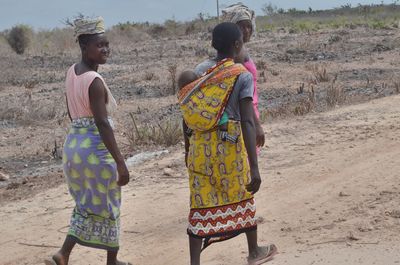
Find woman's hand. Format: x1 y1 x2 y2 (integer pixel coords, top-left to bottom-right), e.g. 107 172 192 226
255 122 265 147
246 168 261 194
240 96 262 194
116 161 130 186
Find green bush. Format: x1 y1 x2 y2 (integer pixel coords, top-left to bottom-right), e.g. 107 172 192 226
7 24 32 54
369 19 388 29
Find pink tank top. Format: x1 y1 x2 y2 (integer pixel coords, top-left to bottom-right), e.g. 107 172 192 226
65 64 116 119
243 59 260 119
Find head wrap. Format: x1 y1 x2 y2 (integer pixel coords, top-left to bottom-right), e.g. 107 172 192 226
73 16 105 38
221 3 256 35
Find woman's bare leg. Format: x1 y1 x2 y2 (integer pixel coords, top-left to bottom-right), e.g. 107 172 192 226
189 236 202 265
246 230 277 262
51 235 76 265
246 230 259 256
107 250 132 265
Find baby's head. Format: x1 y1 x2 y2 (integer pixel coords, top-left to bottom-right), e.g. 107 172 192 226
178 70 199 90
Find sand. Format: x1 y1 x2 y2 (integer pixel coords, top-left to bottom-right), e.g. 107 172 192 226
1 95 400 265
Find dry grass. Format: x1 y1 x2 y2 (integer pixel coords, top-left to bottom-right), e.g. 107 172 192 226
1 4 399 153
293 98 313 115
126 113 182 149
0 89 66 125
311 65 330 83
257 3 400 33
167 64 178 95
326 76 345 107
256 60 268 83
143 72 156 81
393 80 400 94
294 86 316 115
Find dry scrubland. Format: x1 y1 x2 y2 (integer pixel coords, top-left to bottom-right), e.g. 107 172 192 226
1 4 400 264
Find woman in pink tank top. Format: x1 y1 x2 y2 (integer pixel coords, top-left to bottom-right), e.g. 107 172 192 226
221 4 277 265
46 17 132 265
222 4 266 151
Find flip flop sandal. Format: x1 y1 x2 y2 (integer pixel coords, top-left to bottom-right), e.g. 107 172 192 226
44 257 57 265
119 262 133 265
247 244 278 265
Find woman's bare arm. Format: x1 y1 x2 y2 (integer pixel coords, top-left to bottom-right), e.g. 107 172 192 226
240 98 261 194
89 78 129 186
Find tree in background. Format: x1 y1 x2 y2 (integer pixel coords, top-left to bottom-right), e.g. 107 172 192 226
262 2 278 16
7 24 32 54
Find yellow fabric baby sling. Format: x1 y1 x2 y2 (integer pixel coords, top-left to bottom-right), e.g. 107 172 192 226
178 59 247 132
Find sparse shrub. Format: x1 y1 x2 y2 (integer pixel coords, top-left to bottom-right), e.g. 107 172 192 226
0 90 65 124
259 70 267 83
185 22 196 35
311 65 330 83
328 35 341 44
256 60 267 71
293 98 313 116
7 24 32 54
258 108 269 123
256 60 268 82
269 69 280 76
126 113 182 148
392 79 400 93
369 20 388 29
164 19 179 35
157 44 165 59
144 72 155 81
108 23 150 46
372 43 391 52
326 77 344 107
148 25 167 38
262 3 278 16
297 83 305 94
308 86 316 106
263 104 291 119
293 87 315 116
167 64 178 94
24 80 39 89
263 23 276 32
293 21 320 32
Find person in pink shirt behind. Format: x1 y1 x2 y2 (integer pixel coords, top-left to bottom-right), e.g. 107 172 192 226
222 3 265 149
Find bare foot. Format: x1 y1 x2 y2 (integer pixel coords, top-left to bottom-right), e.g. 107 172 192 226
44 252 69 265
247 244 277 265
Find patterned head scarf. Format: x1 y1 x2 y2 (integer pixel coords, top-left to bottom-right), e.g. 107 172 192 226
221 3 256 36
73 16 105 38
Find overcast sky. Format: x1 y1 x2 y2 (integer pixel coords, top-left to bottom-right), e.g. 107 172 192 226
0 0 394 30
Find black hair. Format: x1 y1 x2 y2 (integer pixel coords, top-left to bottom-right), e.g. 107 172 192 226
178 70 198 89
78 34 97 48
211 22 242 54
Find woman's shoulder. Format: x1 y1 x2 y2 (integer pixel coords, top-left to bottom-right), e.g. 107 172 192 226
238 71 253 83
71 63 101 78
243 54 255 66
81 70 103 84
66 64 76 77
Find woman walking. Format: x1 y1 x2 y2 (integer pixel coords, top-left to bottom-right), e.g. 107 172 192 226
45 17 131 265
223 3 265 149
179 22 277 265
195 3 265 149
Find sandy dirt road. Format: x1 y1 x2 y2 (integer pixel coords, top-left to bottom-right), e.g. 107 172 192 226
1 95 400 265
